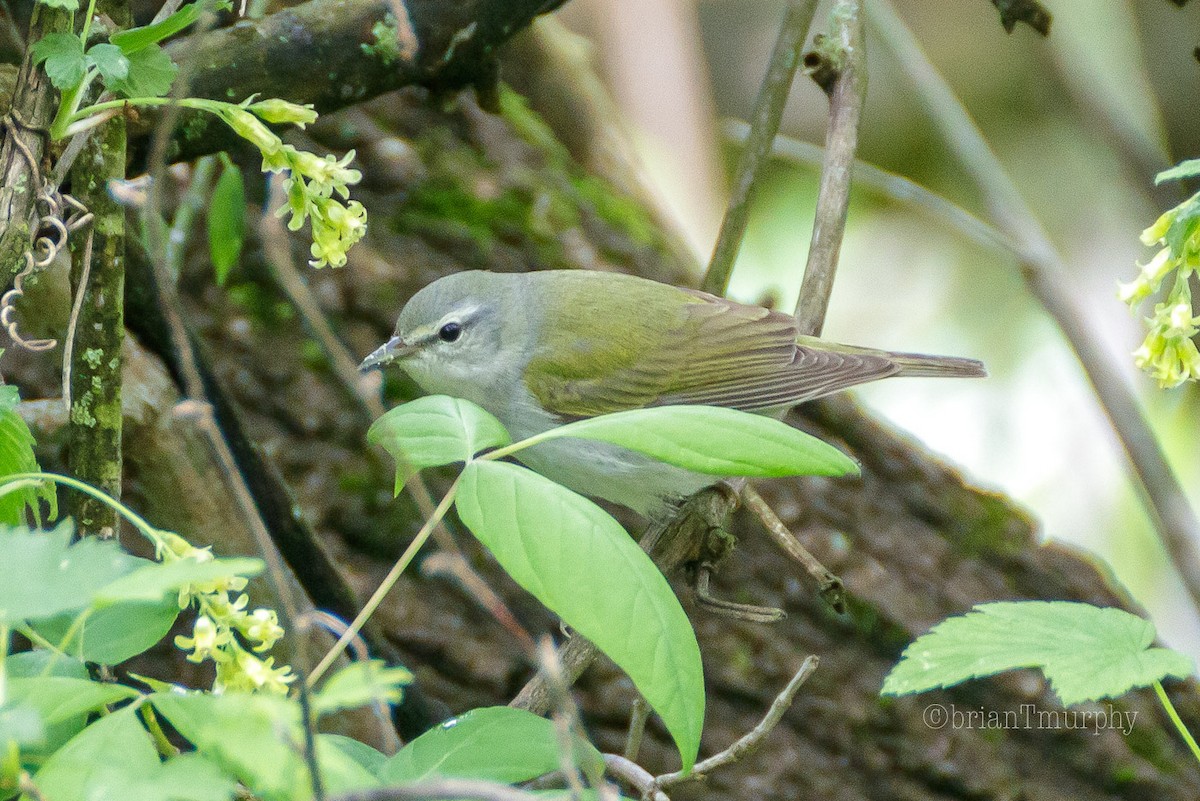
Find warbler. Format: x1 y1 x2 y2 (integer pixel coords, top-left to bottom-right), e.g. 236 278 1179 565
360 270 984 517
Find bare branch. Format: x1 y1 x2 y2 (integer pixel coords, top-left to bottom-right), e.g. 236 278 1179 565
655 656 819 789
330 780 543 801
868 0 1200 614
699 0 819 296
794 0 865 334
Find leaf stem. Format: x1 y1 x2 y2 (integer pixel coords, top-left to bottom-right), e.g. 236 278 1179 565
308 476 462 685
0 472 164 549
1153 680 1200 766
79 0 99 45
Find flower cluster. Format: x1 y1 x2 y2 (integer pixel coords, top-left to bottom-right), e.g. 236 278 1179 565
217 99 367 268
160 531 295 695
1120 195 1200 388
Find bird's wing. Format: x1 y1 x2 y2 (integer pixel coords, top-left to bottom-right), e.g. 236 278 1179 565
524 284 899 418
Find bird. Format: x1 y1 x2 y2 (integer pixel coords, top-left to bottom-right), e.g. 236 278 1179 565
360 269 985 518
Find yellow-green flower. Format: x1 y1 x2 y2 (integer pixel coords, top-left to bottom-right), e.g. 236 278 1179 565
175 616 232 664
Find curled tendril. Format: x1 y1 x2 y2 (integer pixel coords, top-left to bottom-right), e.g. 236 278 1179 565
1 188 92 353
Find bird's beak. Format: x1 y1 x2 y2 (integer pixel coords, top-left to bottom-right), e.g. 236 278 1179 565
359 336 410 372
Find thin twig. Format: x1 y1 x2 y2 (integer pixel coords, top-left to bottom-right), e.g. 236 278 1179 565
602 755 669 801
741 484 844 613
723 120 1016 255
868 0 1200 614
655 656 819 788
699 0 819 296
536 638 588 800
794 0 865 334
622 695 651 762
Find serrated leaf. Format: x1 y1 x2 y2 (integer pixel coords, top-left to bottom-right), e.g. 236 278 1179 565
1156 159 1200 185
108 43 177 98
368 396 511 493
0 522 137 625
0 385 56 526
95 555 263 604
455 461 703 771
380 706 603 785
111 1 223 53
533 405 858 478
313 659 412 717
151 693 379 801
208 163 245 285
87 43 130 83
881 601 1195 706
31 32 85 90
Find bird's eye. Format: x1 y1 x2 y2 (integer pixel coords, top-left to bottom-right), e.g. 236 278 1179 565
438 322 462 343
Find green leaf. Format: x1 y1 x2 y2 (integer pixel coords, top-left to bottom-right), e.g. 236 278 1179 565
151 693 379 801
313 659 412 717
208 162 245 284
1166 193 1200 257
111 1 226 53
0 702 44 750
0 522 137 625
7 676 139 725
32 706 238 801
108 43 177 98
30 32 85 91
535 405 858 477
95 556 264 604
87 43 130 84
455 461 703 771
8 651 90 762
31 707 161 801
380 706 604 785
368 396 511 493
0 385 56 526
321 735 387 776
881 601 1195 706
32 596 180 664
1156 159 1200 185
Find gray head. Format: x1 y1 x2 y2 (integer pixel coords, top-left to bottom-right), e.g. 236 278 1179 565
359 271 531 406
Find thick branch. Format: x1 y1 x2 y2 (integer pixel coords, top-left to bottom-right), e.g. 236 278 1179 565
139 0 564 164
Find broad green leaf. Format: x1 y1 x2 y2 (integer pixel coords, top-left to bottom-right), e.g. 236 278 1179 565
881 601 1195 706
1156 159 1200 185
1166 193 1200 257
30 32 85 91
108 43 177 98
110 1 229 53
322 735 387 776
368 396 511 493
380 706 603 785
0 523 137 625
8 652 90 762
0 385 56 526
208 161 245 285
95 556 264 604
31 707 160 801
455 461 703 770
0 703 44 750
7 676 138 725
151 693 379 801
313 659 412 717
32 596 180 664
533 405 858 478
32 706 237 801
87 43 130 83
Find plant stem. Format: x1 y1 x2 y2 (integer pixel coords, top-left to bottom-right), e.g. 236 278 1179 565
699 0 819 297
308 476 462 685
1154 681 1200 766
868 0 1200 616
0 472 163 547
794 0 865 334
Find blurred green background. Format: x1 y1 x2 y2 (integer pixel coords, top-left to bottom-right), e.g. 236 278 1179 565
557 0 1200 653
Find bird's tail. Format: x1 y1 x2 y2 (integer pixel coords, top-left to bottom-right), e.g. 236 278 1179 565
795 335 987 379
887 351 987 379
